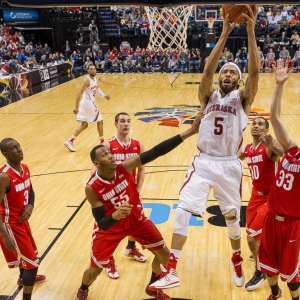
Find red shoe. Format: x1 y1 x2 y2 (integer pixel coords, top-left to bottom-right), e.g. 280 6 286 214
17 274 46 286
145 285 171 300
75 289 88 300
124 246 147 262
105 255 119 279
267 288 282 300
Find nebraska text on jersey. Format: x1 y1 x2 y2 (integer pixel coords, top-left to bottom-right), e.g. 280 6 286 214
102 179 128 201
282 158 300 172
206 103 237 116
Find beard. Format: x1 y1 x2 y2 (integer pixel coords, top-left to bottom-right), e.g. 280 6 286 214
219 79 239 94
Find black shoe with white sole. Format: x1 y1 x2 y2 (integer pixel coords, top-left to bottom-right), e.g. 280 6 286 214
245 269 266 291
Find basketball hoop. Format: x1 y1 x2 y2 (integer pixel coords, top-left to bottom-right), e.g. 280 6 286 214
207 17 215 30
145 6 194 50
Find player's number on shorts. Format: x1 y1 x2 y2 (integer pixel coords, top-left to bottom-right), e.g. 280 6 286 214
214 117 224 135
249 165 259 180
276 170 294 191
111 191 130 209
24 190 29 205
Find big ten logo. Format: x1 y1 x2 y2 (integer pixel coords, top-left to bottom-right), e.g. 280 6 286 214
39 68 50 81
143 203 247 227
41 81 50 91
143 203 204 226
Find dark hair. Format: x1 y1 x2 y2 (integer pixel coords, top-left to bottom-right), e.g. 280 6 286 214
0 138 14 153
115 112 129 123
253 117 269 129
90 144 104 162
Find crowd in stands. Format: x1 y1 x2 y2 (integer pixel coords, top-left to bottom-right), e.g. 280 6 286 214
2 4 300 76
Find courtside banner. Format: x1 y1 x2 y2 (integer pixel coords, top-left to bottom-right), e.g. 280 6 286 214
3 9 39 24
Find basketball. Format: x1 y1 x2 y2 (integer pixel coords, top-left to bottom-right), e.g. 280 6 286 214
222 5 255 23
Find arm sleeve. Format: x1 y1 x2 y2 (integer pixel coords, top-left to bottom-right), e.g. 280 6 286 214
28 184 35 207
92 206 118 231
140 134 183 165
97 88 106 98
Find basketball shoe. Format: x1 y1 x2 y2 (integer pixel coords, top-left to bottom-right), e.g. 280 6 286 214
105 256 119 279
245 269 266 291
145 285 171 300
231 254 245 287
64 140 76 152
267 288 282 300
148 264 180 291
17 274 46 286
124 246 147 262
75 289 88 300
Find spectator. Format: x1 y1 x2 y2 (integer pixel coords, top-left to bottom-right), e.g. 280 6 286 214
267 56 276 69
92 41 100 56
151 57 161 72
238 48 248 72
143 57 152 72
141 18 149 35
134 55 144 72
42 43 51 59
293 46 300 68
179 50 188 72
2 61 10 73
279 46 289 64
46 53 54 66
40 54 48 67
168 55 178 73
257 46 265 69
266 47 275 65
83 56 94 71
189 48 199 70
264 34 275 50
267 16 278 33
110 57 121 73
278 31 288 43
89 19 99 43
17 49 27 64
62 40 71 59
123 56 133 72
34 46 43 63
0 63 9 75
94 50 105 70
285 55 293 68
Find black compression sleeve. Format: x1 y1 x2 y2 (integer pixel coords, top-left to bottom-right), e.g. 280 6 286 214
92 206 118 231
140 134 183 165
28 184 35 207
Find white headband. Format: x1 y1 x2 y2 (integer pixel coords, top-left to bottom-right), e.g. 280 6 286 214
218 62 242 80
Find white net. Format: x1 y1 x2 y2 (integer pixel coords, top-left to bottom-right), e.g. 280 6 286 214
145 6 194 51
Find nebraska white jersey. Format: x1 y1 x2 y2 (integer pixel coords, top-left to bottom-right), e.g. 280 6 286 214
82 75 98 102
197 89 248 156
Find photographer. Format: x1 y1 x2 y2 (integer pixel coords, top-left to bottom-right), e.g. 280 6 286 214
89 20 99 44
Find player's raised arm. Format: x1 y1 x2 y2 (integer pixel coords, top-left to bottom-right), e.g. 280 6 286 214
269 67 296 152
0 173 16 252
199 14 234 109
123 112 204 173
259 133 284 160
240 5 260 115
73 78 90 114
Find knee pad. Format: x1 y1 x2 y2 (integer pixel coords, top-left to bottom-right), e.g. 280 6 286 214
23 267 38 286
174 208 191 236
287 282 300 292
226 219 241 240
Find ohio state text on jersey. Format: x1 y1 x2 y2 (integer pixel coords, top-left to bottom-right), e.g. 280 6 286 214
88 163 143 232
0 163 31 223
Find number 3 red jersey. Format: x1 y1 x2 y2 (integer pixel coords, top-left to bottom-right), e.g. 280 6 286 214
269 146 300 217
108 136 141 181
0 163 31 224
87 162 144 232
244 143 278 193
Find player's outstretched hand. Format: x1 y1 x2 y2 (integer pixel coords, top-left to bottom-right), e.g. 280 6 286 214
190 111 205 134
3 235 16 252
273 66 293 84
242 5 258 32
114 201 133 220
260 132 274 148
19 204 33 222
73 107 79 115
222 14 235 36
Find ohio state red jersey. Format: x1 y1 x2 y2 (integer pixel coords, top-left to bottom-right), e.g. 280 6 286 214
0 163 31 224
269 146 300 217
244 143 278 193
87 163 144 232
108 136 141 181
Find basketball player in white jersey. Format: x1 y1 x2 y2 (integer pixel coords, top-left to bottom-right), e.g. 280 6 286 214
150 5 260 291
64 65 110 152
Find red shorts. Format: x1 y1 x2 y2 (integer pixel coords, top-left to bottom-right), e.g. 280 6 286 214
258 211 300 283
0 221 39 270
90 215 165 268
246 188 269 240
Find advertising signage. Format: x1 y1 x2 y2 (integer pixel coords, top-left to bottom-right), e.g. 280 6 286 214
3 9 39 25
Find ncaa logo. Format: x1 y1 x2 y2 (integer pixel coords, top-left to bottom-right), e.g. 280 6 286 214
39 69 50 81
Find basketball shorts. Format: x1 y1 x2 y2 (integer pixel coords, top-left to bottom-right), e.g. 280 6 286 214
0 221 39 270
258 211 300 283
178 152 243 219
76 99 103 124
90 214 165 269
246 188 269 240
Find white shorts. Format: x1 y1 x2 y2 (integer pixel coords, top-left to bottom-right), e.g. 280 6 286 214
178 152 243 219
76 99 103 124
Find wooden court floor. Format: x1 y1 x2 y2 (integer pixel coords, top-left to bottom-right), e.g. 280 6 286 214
0 72 300 300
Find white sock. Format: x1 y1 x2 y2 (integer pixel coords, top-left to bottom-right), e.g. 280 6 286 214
232 248 241 254
170 249 181 260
